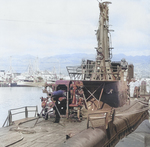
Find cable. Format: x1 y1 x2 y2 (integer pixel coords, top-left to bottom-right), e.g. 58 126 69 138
0 18 91 26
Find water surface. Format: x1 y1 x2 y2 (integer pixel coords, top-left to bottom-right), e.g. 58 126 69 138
0 87 47 127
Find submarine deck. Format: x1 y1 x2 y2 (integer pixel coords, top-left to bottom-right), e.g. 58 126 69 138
0 117 89 147
0 99 149 147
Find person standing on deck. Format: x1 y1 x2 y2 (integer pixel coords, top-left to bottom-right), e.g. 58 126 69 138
51 90 66 123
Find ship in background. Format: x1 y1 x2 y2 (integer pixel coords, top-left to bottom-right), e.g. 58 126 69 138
0 58 63 87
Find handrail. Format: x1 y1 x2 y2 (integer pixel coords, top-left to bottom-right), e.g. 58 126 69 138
2 106 38 127
87 109 115 129
8 106 37 111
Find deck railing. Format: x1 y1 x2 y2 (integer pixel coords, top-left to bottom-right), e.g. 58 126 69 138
87 109 115 129
2 106 38 127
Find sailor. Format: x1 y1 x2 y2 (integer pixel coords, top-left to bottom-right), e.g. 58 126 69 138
51 90 66 123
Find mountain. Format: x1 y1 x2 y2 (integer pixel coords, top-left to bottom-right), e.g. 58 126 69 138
0 54 149 78
113 54 150 78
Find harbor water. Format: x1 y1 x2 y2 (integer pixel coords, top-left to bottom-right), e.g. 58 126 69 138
0 87 47 127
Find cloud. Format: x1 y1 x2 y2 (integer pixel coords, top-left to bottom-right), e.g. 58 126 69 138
0 0 149 57
110 0 150 56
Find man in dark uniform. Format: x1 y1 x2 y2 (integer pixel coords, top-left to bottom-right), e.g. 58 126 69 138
51 90 65 123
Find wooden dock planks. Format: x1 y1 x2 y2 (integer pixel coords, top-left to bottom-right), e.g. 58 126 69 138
0 118 87 147
0 99 149 147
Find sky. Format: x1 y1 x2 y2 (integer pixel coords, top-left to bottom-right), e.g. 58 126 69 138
0 0 150 58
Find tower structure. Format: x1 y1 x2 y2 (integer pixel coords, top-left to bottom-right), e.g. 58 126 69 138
67 1 131 82
91 2 114 81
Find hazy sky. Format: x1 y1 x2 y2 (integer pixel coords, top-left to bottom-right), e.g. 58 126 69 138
0 0 150 57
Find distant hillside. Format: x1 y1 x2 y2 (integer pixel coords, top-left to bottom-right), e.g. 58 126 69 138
112 54 150 78
0 54 149 78
39 53 96 75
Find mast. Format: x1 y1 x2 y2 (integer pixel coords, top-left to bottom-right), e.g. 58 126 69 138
91 1 114 81
9 56 13 74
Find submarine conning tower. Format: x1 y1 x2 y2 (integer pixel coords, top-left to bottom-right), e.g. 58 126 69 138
66 2 133 82
80 1 133 82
